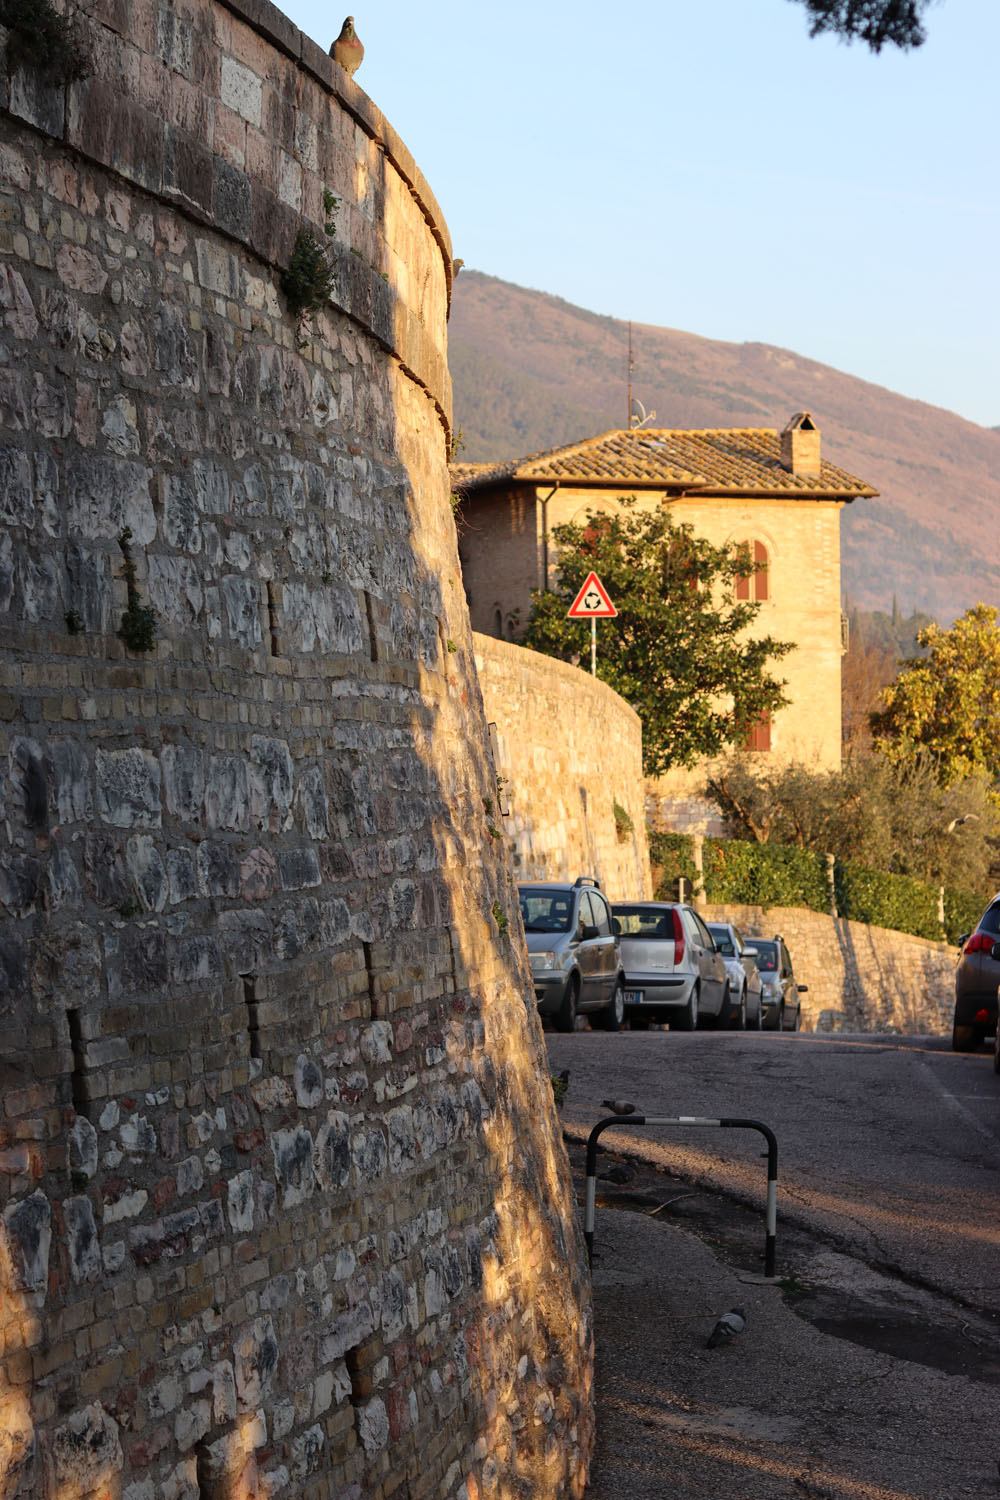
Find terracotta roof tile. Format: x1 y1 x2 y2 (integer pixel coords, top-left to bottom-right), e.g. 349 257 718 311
451 428 878 497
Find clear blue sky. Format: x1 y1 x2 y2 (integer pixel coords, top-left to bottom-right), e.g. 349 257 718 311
283 1 998 429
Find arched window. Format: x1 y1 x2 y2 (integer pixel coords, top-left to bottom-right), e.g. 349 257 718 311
493 607 503 638
736 540 769 602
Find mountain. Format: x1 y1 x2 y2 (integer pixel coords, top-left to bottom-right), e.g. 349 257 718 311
448 272 1000 618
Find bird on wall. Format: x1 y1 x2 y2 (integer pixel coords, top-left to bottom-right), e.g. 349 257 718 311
330 16 364 77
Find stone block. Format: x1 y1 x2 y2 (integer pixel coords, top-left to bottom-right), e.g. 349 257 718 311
2 1189 51 1291
96 748 161 828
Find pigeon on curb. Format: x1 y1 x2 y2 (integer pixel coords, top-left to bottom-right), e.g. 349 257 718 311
600 1098 636 1115
598 1163 634 1185
330 16 364 77
706 1307 746 1348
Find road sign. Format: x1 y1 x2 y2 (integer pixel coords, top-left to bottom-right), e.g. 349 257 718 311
567 571 618 619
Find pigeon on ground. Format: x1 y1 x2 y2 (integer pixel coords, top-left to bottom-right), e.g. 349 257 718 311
600 1098 636 1115
706 1307 746 1349
330 16 364 77
599 1163 634 1185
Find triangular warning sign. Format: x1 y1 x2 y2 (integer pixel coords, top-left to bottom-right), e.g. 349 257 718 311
567 571 618 618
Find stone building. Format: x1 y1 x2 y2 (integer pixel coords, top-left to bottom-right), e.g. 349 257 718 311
0 2 593 1497
453 418 877 828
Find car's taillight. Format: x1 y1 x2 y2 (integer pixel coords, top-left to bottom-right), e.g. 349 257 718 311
672 908 685 966
964 931 995 954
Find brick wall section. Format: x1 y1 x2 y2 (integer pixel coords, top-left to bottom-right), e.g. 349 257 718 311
472 634 652 901
0 5 593 1499
706 905 958 1034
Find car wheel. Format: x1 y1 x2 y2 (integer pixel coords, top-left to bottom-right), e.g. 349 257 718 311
751 995 763 1031
672 985 698 1032
951 1014 982 1052
597 978 625 1032
730 985 747 1031
555 974 579 1034
782 1000 799 1032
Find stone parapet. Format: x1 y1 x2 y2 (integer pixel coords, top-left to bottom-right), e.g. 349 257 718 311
473 634 651 901
706 904 958 1034
0 7 591 1498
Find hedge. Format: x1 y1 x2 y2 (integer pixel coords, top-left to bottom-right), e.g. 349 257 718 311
648 832 985 945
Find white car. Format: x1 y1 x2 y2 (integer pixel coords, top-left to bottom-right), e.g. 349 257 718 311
706 921 764 1030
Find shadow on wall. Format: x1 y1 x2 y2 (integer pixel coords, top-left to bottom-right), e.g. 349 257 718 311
0 6 592 1496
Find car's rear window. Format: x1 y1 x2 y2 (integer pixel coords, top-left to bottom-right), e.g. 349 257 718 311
978 902 1000 937
752 941 778 971
613 906 674 939
519 890 573 933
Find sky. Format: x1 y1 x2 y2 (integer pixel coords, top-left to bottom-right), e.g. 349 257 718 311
282 1 999 429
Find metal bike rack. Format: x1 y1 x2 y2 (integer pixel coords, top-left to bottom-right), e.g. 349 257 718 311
584 1112 779 1278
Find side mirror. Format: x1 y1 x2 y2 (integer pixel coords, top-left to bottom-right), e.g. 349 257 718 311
797 984 809 993
580 923 599 941
958 933 970 948
990 941 1000 962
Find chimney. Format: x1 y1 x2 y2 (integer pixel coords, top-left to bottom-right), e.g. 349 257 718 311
780 412 821 477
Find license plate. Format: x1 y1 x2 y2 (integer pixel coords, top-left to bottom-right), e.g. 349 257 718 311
625 991 643 1004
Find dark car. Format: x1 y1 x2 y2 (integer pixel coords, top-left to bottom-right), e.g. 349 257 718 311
518 877 626 1033
611 901 730 1030
707 921 764 1030
952 894 1000 1051
751 935 807 1032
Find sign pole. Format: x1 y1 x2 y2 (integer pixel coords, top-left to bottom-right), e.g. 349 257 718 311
590 617 596 676
567 571 617 676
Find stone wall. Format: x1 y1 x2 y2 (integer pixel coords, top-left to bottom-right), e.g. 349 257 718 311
705 904 958 1034
0 5 592 1499
472 634 651 901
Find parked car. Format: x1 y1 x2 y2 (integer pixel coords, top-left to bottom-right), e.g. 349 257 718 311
952 894 1000 1051
751 936 807 1031
611 901 729 1030
707 921 764 1029
518 877 626 1032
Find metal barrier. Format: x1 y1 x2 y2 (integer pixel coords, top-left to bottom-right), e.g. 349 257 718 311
584 1112 779 1278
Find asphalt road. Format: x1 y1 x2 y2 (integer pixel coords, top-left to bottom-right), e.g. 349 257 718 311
546 1028 1000 1499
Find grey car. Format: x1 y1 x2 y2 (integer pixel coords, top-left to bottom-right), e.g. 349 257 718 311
518 877 626 1033
952 894 1000 1051
707 921 764 1029
752 936 807 1031
611 901 729 1030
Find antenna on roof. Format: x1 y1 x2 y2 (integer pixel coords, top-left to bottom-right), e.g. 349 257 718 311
627 322 655 430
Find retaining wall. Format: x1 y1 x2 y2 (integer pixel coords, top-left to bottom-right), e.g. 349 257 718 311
0 5 592 1498
706 904 958 1034
473 634 651 901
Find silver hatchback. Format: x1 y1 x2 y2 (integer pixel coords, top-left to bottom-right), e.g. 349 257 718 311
612 901 729 1030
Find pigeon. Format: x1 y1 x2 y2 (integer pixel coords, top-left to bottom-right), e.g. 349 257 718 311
599 1163 634 1185
330 16 364 77
706 1306 746 1349
600 1098 636 1115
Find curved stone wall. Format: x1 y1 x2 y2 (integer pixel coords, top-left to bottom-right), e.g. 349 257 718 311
0 6 592 1499
473 634 651 900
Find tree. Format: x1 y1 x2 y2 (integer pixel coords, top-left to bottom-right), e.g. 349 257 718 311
789 0 937 51
842 634 898 753
522 501 793 776
871 604 1000 786
705 751 999 888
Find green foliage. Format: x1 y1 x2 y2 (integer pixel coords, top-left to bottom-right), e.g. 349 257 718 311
550 1071 569 1108
117 528 156 654
834 863 941 939
943 887 988 945
523 500 793 775
705 751 1000 890
64 609 83 635
281 227 335 322
612 800 634 843
872 605 1000 787
703 839 830 912
322 189 339 237
491 900 508 935
1 0 89 82
648 831 698 901
790 0 933 52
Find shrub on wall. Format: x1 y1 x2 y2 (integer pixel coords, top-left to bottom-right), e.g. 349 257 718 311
834 862 940 940
649 831 697 900
704 839 829 912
